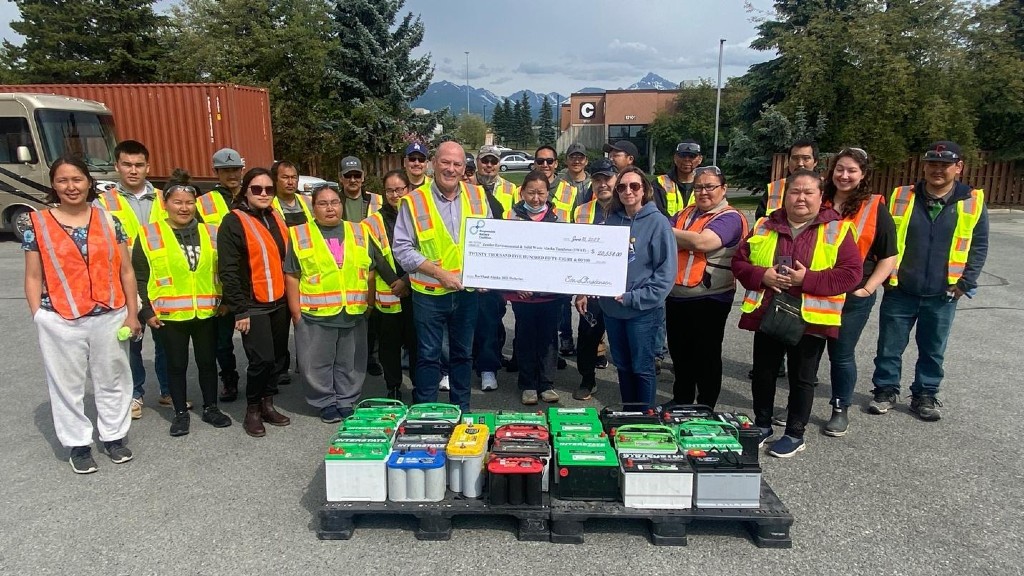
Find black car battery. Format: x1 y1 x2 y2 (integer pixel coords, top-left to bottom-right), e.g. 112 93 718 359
715 411 762 464
660 404 715 430
600 404 662 435
397 421 458 436
686 449 762 509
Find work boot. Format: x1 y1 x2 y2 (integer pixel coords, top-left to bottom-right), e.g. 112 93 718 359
244 403 266 437
824 407 849 437
260 397 291 427
219 376 239 402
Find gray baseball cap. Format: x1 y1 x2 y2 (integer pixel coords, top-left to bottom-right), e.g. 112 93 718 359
566 143 587 157
340 156 364 175
212 148 244 169
478 145 501 160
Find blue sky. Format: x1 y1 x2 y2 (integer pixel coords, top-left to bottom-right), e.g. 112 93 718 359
1 0 776 94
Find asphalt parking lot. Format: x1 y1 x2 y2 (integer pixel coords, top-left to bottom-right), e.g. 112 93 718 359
1 210 1022 576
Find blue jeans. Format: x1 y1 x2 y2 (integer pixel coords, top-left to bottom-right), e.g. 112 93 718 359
826 291 877 408
412 290 478 410
655 305 668 359
473 290 506 374
872 289 958 397
604 308 661 409
130 325 168 399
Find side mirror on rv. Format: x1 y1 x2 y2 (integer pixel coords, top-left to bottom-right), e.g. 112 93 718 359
16 146 33 163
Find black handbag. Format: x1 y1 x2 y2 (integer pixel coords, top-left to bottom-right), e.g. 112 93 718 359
757 291 806 346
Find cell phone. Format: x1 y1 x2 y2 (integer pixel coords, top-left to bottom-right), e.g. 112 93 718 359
777 256 793 274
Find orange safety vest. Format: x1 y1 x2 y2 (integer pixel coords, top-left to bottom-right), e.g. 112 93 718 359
765 178 786 215
233 209 286 303
573 199 601 224
673 204 749 287
844 194 884 261
31 208 126 320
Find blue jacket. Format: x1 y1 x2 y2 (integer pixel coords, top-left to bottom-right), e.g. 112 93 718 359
599 201 677 319
896 180 989 297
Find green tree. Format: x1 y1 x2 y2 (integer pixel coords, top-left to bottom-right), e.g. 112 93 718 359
499 98 515 145
517 92 533 148
456 114 487 149
968 0 1024 159
4 0 168 83
647 80 748 173
512 99 524 147
724 104 827 190
538 96 556 146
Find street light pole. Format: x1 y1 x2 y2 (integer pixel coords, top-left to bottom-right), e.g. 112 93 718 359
465 51 470 116
713 38 725 166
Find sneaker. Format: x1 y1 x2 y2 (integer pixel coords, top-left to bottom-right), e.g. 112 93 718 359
69 446 98 474
170 411 190 437
768 435 806 458
367 357 383 377
201 406 232 428
595 355 608 370
559 337 576 356
158 395 193 410
219 383 238 403
320 405 343 424
771 410 788 427
869 389 899 414
572 384 595 401
824 407 849 437
910 395 942 421
103 440 133 464
540 389 560 403
438 375 450 391
757 426 775 448
339 405 355 419
521 390 539 405
130 397 143 420
481 371 498 391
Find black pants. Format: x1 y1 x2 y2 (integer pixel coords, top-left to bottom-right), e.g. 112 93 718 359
666 298 732 409
751 331 826 439
511 300 559 392
215 313 239 386
241 306 290 404
576 300 606 388
379 298 417 390
367 309 380 360
161 317 219 412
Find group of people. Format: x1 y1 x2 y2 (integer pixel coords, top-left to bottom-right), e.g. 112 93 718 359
21 132 988 474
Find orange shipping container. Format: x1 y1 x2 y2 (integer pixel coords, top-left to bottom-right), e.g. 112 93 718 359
0 83 274 181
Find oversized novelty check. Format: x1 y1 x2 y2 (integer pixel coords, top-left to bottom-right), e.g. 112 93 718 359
461 218 630 297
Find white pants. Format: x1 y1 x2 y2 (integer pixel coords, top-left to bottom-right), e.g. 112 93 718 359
35 307 132 447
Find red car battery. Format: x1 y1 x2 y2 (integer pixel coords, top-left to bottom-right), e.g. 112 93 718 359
715 411 762 465
494 424 550 443
491 437 552 491
660 404 715 429
600 404 662 435
487 455 544 506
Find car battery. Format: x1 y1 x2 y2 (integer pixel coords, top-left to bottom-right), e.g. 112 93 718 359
461 411 496 432
494 424 550 443
324 431 391 502
492 437 552 492
716 411 762 464
612 424 679 455
619 454 694 509
352 397 407 422
494 410 547 428
687 450 762 509
387 449 447 502
393 433 450 452
337 415 399 439
549 411 604 436
552 431 609 449
487 456 544 506
660 404 715 430
446 423 489 498
676 419 743 454
600 404 662 434
548 407 600 424
552 441 619 501
402 402 462 435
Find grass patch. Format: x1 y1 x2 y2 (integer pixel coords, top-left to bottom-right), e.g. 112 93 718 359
499 171 528 186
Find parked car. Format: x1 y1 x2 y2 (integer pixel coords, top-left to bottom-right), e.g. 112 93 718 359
299 175 338 195
499 154 532 172
500 149 533 160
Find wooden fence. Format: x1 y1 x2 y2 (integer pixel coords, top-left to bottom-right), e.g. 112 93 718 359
770 152 1024 206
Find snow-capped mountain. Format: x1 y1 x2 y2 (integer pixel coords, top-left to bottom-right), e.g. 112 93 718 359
624 72 679 91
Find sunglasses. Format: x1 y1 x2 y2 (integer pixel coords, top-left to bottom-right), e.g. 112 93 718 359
676 143 701 155
535 158 556 165
342 173 363 179
311 183 340 193
478 157 499 165
923 150 959 161
615 181 643 194
248 185 274 196
165 185 198 196
406 156 427 164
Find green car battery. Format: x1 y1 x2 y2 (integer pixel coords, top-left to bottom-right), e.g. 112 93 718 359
337 415 399 439
387 448 447 502
552 431 609 448
552 441 620 501
547 407 599 424
612 424 680 455
324 431 392 502
660 404 715 430
676 419 743 454
687 450 762 509
715 411 762 464
491 437 552 492
487 456 544 506
550 416 604 436
461 411 496 432
494 410 548 427
600 404 662 434
619 454 694 509
352 397 407 421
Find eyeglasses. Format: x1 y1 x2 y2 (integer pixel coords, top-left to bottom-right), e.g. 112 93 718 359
615 181 643 194
535 158 556 165
693 184 722 193
478 156 499 165
923 150 960 161
248 185 274 196
385 186 408 195
314 200 342 208
165 185 198 196
568 154 587 161
840 147 868 161
406 156 427 164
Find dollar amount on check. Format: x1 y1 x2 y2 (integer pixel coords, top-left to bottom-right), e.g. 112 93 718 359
461 218 630 297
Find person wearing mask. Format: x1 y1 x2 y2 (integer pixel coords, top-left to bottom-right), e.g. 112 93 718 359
285 185 398 422
218 168 293 437
732 169 862 458
271 160 312 227
404 142 432 190
199 148 243 403
534 145 575 359
604 140 639 172
570 158 616 401
505 171 564 405
94 139 169 420
666 166 748 410
653 141 702 218
133 184 233 436
21 156 141 473
366 170 418 401
393 141 492 411
870 141 988 422
578 167 676 409
560 143 591 208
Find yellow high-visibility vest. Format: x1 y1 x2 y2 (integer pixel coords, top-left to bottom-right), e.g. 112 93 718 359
363 211 401 313
196 190 231 225
403 182 488 295
549 180 576 217
491 177 519 214
573 199 599 224
656 175 696 216
765 178 786 216
272 194 313 222
97 189 167 242
138 220 220 321
289 221 372 316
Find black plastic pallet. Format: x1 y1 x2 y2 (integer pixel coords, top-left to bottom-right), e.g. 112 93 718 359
318 492 550 542
548 479 793 547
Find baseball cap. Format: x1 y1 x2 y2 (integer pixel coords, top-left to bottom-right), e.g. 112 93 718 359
478 145 501 160
212 148 244 169
340 156 363 175
675 141 702 157
603 140 639 159
923 141 962 163
405 142 428 158
566 143 587 157
590 158 616 177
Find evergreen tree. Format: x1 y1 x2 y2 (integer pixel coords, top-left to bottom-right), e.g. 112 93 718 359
491 101 508 145
4 0 168 83
518 92 533 148
500 98 515 145
512 99 524 147
538 96 556 146
968 0 1024 159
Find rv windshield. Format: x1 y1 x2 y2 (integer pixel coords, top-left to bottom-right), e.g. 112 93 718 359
35 109 117 169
